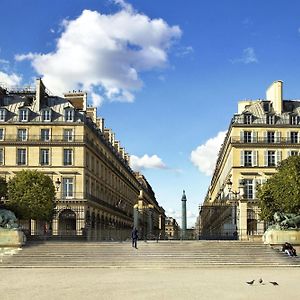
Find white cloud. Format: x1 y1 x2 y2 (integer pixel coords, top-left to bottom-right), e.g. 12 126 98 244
230 47 258 64
190 131 227 176
175 46 194 57
130 154 166 171
0 71 22 87
91 92 104 107
15 2 181 104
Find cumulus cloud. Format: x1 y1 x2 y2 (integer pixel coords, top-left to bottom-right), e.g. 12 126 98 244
0 71 22 87
130 154 166 171
190 131 227 176
230 47 258 64
15 2 181 103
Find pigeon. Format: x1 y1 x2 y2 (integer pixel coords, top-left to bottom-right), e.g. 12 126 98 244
246 280 255 285
258 278 264 285
269 281 279 286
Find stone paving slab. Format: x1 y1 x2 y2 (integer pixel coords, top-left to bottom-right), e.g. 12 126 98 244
0 267 299 300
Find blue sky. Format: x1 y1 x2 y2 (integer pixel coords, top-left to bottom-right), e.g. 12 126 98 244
1 0 300 227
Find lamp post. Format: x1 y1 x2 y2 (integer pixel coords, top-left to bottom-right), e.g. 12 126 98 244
55 178 61 191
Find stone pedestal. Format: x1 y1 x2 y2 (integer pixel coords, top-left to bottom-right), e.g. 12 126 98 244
0 229 26 247
263 229 300 245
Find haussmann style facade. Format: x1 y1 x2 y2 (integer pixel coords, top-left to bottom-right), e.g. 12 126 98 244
200 80 300 240
0 79 165 240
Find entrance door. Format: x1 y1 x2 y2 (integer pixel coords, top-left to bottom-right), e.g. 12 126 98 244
58 209 76 236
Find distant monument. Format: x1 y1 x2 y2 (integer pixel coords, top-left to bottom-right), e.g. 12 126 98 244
0 209 26 247
181 190 187 240
263 211 300 245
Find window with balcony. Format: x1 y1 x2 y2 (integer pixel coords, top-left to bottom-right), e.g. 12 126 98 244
290 131 298 144
267 151 276 167
267 131 275 143
244 131 252 143
17 129 27 141
63 129 73 141
63 149 73 165
244 179 254 199
40 149 50 165
241 150 258 167
244 151 252 167
41 109 51 122
40 129 50 141
0 109 6 122
17 148 27 165
289 150 299 156
19 109 29 122
62 178 74 198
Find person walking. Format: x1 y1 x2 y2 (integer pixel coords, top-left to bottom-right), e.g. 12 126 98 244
131 227 138 249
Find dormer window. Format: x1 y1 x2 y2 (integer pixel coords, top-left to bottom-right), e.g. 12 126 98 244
42 109 52 122
267 114 275 125
244 114 253 124
0 109 6 122
19 109 28 122
65 108 74 122
290 115 299 125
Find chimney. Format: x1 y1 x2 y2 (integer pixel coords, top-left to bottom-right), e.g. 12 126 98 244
36 78 46 111
96 117 105 132
63 91 87 111
266 80 283 114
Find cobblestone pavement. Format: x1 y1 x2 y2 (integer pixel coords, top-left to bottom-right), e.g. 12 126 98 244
0 267 299 300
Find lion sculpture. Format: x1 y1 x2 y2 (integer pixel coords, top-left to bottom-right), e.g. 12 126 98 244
273 212 300 229
0 209 19 229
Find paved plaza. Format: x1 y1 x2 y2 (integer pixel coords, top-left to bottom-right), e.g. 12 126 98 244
1 267 300 300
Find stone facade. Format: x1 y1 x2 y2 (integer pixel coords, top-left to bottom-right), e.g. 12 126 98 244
0 79 165 240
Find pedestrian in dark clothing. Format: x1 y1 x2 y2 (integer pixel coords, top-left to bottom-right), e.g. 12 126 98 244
282 242 297 257
131 227 138 249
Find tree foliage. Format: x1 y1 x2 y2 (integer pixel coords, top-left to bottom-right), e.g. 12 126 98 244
7 170 56 221
0 177 7 199
257 156 300 222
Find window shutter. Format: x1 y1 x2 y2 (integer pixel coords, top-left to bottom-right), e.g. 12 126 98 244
252 151 258 166
240 150 244 166
298 131 300 143
275 131 281 143
264 150 268 166
252 131 257 143
276 150 282 166
240 130 244 143
264 131 267 143
287 131 291 143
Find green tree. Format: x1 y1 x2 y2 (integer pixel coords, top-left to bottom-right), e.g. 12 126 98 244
257 155 300 221
0 177 7 200
7 170 56 221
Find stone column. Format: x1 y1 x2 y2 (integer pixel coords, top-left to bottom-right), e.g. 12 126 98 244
181 190 187 240
238 199 248 240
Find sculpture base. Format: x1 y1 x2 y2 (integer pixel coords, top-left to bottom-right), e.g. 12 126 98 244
263 229 300 245
0 229 26 247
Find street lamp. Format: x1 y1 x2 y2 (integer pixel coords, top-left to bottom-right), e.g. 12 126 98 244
226 178 245 200
55 178 61 191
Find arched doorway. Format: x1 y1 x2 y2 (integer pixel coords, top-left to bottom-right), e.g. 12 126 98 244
58 209 76 236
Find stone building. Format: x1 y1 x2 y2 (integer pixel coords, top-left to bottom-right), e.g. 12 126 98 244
0 79 165 240
200 81 300 240
165 217 179 240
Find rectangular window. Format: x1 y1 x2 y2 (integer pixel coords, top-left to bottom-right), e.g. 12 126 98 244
0 109 6 121
62 178 74 198
17 148 26 165
65 109 74 122
42 109 51 122
244 151 252 167
268 151 276 167
267 131 275 143
244 115 252 124
267 115 275 125
63 129 73 141
244 179 253 199
0 128 4 141
63 149 73 165
40 149 49 165
19 109 28 122
290 151 299 156
290 115 299 125
290 132 298 144
17 129 27 141
244 131 252 143
40 129 50 141
0 148 4 165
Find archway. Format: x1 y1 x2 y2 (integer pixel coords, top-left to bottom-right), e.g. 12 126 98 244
58 209 76 236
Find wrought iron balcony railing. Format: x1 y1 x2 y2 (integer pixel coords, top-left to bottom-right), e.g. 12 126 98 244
231 136 300 144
